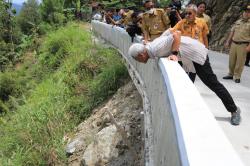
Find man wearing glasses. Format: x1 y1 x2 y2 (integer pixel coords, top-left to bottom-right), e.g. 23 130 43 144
172 4 209 82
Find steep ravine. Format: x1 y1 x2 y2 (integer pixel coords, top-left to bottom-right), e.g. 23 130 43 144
66 80 144 166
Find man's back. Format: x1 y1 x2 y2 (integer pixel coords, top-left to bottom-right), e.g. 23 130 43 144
146 31 208 65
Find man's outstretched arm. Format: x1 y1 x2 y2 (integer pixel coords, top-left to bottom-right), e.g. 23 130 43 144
168 30 181 61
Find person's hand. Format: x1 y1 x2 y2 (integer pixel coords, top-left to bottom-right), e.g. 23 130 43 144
167 55 178 61
143 40 149 45
224 41 230 49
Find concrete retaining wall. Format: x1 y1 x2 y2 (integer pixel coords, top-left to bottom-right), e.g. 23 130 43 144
91 20 244 166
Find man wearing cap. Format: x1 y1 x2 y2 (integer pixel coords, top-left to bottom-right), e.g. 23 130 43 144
223 5 250 83
141 0 170 42
128 29 241 125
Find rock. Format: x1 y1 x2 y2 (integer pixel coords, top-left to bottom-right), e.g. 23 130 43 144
66 138 85 156
67 81 143 166
102 114 110 124
95 118 102 127
82 125 122 166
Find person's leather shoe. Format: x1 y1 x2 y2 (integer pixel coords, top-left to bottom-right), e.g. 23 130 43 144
231 107 241 125
223 75 233 79
245 64 250 67
235 79 240 83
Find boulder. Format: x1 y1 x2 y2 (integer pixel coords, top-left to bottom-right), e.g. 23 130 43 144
82 125 122 166
66 137 85 156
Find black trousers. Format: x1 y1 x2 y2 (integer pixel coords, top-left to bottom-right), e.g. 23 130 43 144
245 52 250 65
193 57 237 113
188 72 196 82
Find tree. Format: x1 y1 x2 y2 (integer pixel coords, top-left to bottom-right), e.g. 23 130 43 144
17 0 41 35
40 0 66 24
0 0 21 71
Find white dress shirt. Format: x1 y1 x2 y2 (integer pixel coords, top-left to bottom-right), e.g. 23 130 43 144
145 30 208 72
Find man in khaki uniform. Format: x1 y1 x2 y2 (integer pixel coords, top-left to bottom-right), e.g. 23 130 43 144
223 5 250 83
141 0 170 42
118 9 134 27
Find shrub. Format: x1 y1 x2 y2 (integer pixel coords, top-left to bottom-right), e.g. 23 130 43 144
37 22 54 35
0 100 9 113
63 47 128 120
0 72 22 101
38 23 91 70
53 12 66 25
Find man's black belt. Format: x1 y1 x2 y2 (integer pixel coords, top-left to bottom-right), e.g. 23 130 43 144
232 40 249 45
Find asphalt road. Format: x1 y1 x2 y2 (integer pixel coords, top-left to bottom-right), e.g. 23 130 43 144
195 51 250 165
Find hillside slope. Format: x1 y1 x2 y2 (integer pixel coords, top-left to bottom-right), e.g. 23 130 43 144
67 81 143 166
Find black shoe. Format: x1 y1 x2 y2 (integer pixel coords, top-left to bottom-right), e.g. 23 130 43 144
235 79 240 83
231 107 241 125
223 75 233 79
245 64 250 67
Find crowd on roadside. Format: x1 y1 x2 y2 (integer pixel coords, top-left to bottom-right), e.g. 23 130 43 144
92 0 250 84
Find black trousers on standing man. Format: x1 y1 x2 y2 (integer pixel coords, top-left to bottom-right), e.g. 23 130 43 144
192 57 237 113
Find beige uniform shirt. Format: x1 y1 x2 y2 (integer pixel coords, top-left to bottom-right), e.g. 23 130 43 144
141 8 170 41
231 19 250 42
197 13 212 32
120 10 133 26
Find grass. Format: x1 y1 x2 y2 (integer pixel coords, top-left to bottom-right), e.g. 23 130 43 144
0 22 128 165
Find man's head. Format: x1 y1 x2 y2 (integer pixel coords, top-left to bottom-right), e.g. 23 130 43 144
128 43 149 63
197 2 206 15
185 4 198 22
106 9 113 17
242 5 250 20
144 0 154 11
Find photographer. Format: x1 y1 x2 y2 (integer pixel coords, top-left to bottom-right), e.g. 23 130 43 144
165 0 182 27
167 4 182 27
126 12 143 42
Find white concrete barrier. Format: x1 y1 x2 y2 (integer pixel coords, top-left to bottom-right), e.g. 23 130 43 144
91 20 244 166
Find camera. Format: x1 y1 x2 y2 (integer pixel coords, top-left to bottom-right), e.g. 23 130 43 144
170 6 178 12
170 0 181 10
168 5 179 27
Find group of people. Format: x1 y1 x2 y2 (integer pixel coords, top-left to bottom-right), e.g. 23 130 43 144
93 1 250 125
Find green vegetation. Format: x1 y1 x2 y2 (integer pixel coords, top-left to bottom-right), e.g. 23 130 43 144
0 23 128 165
17 0 41 35
0 0 175 164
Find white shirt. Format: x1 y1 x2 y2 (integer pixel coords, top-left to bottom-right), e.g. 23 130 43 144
145 30 208 65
